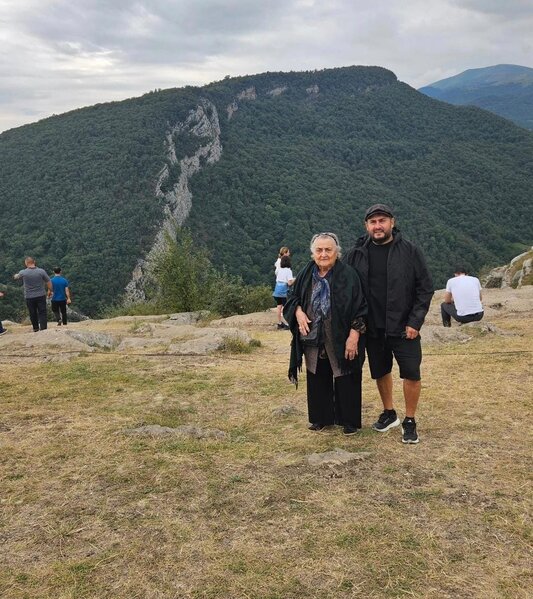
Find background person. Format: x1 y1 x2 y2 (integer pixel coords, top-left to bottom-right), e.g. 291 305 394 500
284 232 367 435
441 267 483 326
0 290 6 335
13 257 52 332
344 204 433 444
274 246 290 276
49 267 72 326
272 255 294 330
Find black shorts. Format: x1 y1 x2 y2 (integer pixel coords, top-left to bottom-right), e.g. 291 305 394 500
366 331 422 381
273 296 287 306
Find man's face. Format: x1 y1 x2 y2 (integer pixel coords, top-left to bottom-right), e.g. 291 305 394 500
365 214 395 244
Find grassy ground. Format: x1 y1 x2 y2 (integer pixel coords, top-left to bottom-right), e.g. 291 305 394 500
0 314 531 598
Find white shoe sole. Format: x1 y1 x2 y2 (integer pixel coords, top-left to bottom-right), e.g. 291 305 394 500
372 417 400 432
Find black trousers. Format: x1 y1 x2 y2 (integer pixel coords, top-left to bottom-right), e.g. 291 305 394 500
26 295 47 331
441 302 483 326
51 300 68 324
306 354 362 429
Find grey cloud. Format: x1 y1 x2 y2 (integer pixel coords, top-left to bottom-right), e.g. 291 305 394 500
18 0 290 64
449 0 533 18
1 0 532 132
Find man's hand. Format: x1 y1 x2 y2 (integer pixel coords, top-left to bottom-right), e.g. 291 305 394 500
405 326 419 339
0 291 4 298
296 306 311 335
345 329 359 360
67 298 71 305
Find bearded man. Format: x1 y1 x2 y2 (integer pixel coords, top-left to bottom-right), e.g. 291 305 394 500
344 204 433 444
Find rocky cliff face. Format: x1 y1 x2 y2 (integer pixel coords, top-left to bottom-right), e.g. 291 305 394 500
483 247 533 288
124 99 222 302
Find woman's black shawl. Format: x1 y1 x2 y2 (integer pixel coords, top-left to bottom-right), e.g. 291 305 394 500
283 259 367 386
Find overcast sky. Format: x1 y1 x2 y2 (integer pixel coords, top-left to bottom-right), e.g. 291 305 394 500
1 0 532 132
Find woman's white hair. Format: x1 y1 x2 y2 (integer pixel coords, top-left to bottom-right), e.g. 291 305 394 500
310 232 342 258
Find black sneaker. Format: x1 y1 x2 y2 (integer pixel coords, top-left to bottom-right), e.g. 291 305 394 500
343 426 358 436
0 329 7 336
308 423 326 432
372 410 400 432
402 417 419 444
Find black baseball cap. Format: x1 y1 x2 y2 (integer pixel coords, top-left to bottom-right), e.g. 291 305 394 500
364 203 394 221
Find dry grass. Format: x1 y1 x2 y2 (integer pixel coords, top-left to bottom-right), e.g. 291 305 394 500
0 308 531 598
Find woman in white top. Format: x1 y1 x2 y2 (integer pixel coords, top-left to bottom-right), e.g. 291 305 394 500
272 255 294 329
274 246 290 276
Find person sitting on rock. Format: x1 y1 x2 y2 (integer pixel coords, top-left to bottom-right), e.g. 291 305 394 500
441 266 484 327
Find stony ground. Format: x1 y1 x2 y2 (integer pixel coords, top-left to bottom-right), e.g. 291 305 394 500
0 287 531 598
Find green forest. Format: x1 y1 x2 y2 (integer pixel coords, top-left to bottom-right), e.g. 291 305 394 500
1 65 532 320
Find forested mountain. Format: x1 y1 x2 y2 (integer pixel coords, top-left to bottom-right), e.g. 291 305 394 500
1 65 532 318
419 64 533 129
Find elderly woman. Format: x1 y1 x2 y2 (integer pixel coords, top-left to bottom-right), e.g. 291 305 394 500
283 233 367 435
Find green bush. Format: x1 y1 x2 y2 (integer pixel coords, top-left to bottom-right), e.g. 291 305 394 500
242 285 274 314
0 284 25 323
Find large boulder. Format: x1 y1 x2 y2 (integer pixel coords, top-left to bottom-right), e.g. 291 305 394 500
482 247 533 289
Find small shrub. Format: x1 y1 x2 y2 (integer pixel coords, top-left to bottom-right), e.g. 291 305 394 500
220 335 259 354
242 285 274 314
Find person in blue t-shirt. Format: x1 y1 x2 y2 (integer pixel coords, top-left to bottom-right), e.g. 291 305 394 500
48 267 71 326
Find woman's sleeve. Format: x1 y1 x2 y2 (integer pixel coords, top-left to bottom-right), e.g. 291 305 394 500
350 268 367 332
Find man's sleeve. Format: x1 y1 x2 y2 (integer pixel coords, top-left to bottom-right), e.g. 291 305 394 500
406 247 434 331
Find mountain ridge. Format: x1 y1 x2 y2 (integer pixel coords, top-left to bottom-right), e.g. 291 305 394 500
1 65 532 317
419 64 533 129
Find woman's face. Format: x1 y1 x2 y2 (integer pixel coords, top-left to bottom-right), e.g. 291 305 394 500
312 237 337 272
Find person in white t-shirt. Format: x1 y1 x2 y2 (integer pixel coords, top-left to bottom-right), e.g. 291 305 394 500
441 267 484 327
272 255 294 329
274 246 290 276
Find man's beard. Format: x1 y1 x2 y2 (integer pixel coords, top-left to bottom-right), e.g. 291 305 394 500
371 231 392 245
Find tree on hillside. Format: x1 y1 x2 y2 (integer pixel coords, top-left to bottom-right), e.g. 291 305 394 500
148 227 272 317
150 228 213 313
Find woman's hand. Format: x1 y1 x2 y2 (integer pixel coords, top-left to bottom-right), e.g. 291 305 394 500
344 329 360 360
296 306 311 335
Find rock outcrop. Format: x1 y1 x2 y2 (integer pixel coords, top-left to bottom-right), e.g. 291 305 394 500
267 86 288 97
125 99 222 302
482 247 533 289
226 86 257 120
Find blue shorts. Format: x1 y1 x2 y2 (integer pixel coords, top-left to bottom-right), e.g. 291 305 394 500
366 330 422 381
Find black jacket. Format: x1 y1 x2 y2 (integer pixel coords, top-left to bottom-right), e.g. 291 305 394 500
283 259 367 385
343 229 433 336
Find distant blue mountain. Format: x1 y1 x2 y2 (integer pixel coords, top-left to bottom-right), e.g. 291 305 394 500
419 64 533 130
